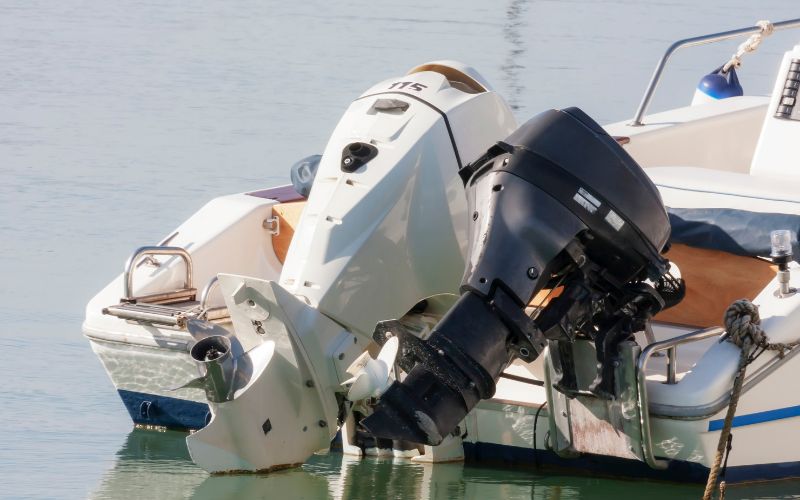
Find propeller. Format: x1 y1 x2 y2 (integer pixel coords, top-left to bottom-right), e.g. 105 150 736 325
168 319 245 402
342 336 399 401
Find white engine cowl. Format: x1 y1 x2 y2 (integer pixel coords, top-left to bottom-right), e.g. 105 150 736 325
187 61 517 473
280 60 518 339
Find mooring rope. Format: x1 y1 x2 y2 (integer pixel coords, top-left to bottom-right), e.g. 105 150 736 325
726 299 800 357
722 20 774 73
702 299 800 499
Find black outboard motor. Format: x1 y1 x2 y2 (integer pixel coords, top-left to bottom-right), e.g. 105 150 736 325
362 107 675 446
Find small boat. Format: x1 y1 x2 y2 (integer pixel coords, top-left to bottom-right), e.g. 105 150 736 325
83 60 518 432
85 18 800 488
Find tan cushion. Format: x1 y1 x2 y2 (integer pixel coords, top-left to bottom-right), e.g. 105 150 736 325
271 201 306 264
655 243 776 328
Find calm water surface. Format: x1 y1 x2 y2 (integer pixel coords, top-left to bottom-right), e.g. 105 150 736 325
3 1 800 498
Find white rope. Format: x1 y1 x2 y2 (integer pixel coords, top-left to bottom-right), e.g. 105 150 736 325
722 20 774 73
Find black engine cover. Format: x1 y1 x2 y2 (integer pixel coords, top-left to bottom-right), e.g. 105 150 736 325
462 107 670 305
362 107 673 446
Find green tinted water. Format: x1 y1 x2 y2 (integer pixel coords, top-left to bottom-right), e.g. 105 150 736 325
95 429 800 500
95 427 800 499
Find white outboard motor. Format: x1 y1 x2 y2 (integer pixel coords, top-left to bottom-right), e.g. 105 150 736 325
185 61 517 473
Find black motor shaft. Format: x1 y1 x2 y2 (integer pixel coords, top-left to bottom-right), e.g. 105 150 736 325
362 291 517 444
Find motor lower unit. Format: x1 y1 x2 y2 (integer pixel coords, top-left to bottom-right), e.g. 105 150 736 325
362 107 677 445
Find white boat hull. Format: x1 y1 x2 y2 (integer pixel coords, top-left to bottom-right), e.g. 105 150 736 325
87 332 210 430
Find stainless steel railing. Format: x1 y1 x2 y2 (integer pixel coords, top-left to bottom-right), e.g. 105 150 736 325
636 326 726 469
123 246 193 300
630 18 800 126
199 275 220 311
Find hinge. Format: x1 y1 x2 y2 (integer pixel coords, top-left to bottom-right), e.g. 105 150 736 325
263 216 280 236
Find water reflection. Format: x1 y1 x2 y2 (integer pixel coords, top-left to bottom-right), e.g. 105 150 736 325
192 465 330 499
90 430 205 499
501 0 532 112
92 429 800 499
192 453 587 500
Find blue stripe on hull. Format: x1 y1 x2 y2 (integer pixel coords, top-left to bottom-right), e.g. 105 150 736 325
708 404 800 431
463 442 800 483
118 389 210 431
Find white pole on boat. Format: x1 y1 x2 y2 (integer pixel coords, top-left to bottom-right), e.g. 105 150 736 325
630 18 800 126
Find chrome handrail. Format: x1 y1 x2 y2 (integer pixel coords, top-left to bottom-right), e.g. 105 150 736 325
630 18 800 126
199 275 220 311
123 246 193 300
637 326 725 469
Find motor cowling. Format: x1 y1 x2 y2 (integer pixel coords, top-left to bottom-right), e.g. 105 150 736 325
279 61 518 343
183 62 519 473
363 107 674 445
